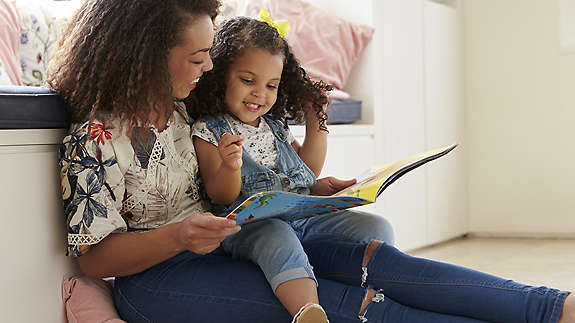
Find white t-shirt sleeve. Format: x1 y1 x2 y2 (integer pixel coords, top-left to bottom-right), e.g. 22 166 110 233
191 119 219 146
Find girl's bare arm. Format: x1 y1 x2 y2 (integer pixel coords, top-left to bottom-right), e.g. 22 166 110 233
292 105 328 176
193 134 243 205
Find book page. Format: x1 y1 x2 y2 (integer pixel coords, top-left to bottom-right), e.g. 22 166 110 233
226 191 370 224
334 144 457 201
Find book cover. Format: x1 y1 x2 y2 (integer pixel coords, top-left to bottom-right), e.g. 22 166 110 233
226 143 458 225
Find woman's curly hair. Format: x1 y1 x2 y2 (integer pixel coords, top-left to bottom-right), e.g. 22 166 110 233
186 16 331 131
48 0 221 133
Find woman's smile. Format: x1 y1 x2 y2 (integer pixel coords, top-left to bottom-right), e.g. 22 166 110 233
188 78 200 90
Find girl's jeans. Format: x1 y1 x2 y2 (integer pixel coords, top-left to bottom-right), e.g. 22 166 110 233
114 213 569 322
221 209 395 292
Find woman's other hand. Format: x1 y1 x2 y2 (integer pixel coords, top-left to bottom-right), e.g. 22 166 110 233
310 176 357 196
177 212 241 254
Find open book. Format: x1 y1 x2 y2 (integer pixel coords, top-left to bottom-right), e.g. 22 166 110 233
226 143 458 224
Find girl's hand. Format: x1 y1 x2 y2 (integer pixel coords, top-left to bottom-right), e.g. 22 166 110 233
177 212 240 254
310 176 357 196
218 133 243 170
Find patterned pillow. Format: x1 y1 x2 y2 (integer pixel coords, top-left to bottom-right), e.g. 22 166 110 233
14 0 50 86
14 0 75 86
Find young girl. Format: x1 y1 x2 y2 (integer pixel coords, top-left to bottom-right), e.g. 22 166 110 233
189 12 334 322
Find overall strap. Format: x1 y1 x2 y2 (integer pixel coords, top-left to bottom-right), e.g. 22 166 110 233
262 115 289 143
201 115 233 141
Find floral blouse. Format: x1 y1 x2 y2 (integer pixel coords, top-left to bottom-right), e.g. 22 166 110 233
60 102 209 257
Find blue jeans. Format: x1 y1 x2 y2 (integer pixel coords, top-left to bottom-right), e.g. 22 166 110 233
114 215 569 322
305 241 569 322
222 210 395 291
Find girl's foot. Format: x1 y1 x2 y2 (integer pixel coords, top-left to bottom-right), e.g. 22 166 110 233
292 303 329 323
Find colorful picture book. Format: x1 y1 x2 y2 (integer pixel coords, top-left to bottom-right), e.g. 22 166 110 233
226 143 458 224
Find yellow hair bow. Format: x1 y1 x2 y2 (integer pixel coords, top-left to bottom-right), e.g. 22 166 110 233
257 9 291 38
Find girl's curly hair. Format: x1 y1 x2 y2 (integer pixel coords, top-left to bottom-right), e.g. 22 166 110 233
48 0 221 133
186 16 331 131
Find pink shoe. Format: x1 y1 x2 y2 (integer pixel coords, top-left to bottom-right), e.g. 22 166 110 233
292 303 329 323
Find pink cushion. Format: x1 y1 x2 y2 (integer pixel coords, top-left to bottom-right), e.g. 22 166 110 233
329 88 351 100
243 0 374 90
62 276 126 323
0 0 22 85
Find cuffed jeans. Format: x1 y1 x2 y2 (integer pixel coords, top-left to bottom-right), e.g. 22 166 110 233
222 210 395 291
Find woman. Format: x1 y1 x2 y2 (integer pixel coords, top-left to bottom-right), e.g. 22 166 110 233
49 0 574 322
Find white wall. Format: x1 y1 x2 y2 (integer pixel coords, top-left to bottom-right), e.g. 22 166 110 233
464 0 575 236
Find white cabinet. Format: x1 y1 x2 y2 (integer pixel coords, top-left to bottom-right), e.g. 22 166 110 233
0 129 79 323
296 0 468 251
422 0 467 245
291 125 379 214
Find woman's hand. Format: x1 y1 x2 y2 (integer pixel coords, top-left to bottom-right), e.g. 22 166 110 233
310 176 357 196
76 212 241 278
177 212 241 254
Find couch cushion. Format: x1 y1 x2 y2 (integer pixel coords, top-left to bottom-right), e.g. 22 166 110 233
0 85 69 129
243 0 374 91
0 0 22 85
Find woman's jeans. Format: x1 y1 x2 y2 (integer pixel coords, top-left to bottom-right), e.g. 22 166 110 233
114 213 569 322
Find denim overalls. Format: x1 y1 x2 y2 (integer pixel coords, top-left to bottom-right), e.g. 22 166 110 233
202 114 319 291
202 114 317 216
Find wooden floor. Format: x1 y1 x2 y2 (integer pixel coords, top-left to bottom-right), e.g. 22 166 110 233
408 236 575 291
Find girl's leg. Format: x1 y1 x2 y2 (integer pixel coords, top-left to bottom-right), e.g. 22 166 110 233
305 240 570 323
275 277 319 316
292 209 395 245
113 250 489 323
223 219 319 316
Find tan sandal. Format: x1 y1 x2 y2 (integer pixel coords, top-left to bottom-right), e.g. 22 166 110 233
292 303 329 323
